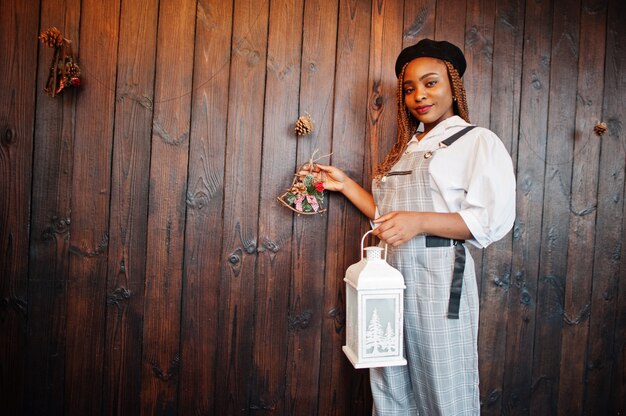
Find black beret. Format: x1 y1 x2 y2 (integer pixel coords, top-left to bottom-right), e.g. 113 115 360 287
395 38 466 78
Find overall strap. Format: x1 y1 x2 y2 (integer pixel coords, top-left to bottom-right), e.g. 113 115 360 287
441 125 476 147
442 125 475 319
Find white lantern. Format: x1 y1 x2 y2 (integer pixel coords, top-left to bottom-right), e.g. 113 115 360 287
343 230 407 368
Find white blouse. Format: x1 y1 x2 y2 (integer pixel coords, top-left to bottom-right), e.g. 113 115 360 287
401 115 516 248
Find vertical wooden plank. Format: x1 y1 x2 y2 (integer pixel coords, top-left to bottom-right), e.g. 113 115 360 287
25 1 80 414
402 0 436 48
615 210 626 413
0 0 39 413
529 0 579 414
434 0 466 46
248 0 303 413
63 0 120 413
318 0 372 414
586 0 625 413
557 0 607 414
102 0 157 414
464 0 495 132
285 0 337 414
607 2 626 412
179 0 232 414
213 0 269 413
139 0 196 414
366 0 403 179
478 1 523 414
503 0 552 414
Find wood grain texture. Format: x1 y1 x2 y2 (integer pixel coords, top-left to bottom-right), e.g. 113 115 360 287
249 0 304 413
284 0 338 414
179 0 233 414
103 0 156 414
62 0 120 413
530 0 580 414
138 0 196 414
318 0 373 414
434 0 466 45
478 1 524 412
558 0 607 414
24 1 81 413
503 0 553 414
586 2 625 414
213 0 269 413
366 0 403 179
402 0 436 48
0 0 39 413
606 3 626 413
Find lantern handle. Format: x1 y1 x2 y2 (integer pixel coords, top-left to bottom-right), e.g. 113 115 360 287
361 229 388 261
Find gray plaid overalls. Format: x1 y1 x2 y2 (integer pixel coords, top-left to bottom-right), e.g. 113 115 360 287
370 130 480 415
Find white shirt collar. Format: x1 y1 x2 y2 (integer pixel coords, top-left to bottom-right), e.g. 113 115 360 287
406 116 470 151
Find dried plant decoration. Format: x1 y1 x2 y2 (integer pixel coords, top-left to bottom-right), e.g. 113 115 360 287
295 113 315 136
39 27 81 97
593 121 608 137
277 150 332 215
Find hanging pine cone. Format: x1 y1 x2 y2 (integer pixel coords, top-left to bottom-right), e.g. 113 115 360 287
593 121 607 136
295 113 314 136
65 61 81 78
39 27 64 48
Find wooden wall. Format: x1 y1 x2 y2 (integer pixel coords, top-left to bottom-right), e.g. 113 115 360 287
1 0 625 414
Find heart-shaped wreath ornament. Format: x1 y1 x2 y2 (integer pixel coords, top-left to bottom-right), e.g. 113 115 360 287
277 162 326 215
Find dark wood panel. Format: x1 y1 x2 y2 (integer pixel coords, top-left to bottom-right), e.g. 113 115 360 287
179 0 233 414
464 0 495 130
0 0 39 413
402 0 437 48
478 0 524 414
318 0 372 414
213 0 269 413
530 1 580 415
250 0 303 413
503 0 553 414
530 0 580 414
286 0 338 414
434 0 466 47
63 0 120 413
586 1 624 412
558 0 607 414
25 1 81 414
606 2 626 413
139 0 196 414
366 0 403 178
102 0 157 414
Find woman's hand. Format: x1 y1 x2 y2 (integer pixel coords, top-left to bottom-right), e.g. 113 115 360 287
372 211 422 247
298 162 376 219
299 163 347 192
372 211 473 246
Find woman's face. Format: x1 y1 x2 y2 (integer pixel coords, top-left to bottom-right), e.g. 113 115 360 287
402 57 455 131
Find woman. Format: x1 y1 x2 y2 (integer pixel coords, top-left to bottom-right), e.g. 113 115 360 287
307 39 516 415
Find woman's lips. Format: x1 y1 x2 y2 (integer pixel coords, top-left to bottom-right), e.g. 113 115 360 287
415 105 432 114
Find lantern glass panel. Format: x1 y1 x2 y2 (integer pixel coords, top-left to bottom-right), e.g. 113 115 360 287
363 294 400 358
345 285 357 354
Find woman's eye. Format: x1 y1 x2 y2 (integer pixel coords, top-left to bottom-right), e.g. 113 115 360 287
404 88 414 94
426 80 437 87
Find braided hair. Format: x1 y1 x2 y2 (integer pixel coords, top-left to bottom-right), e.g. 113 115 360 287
374 59 470 180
